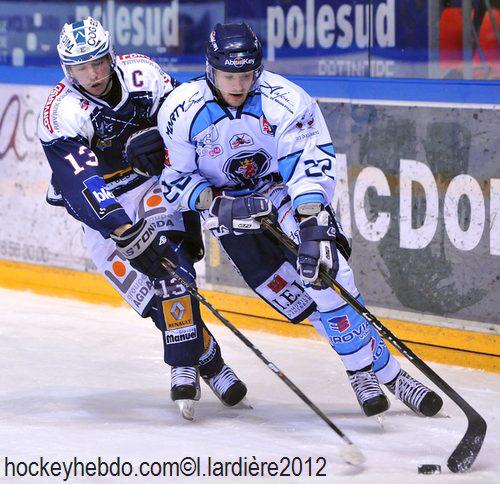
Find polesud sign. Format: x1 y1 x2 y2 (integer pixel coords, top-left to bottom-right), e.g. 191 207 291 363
265 0 424 76
75 0 179 50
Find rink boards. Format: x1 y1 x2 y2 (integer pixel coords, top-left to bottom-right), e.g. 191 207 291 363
0 259 498 373
0 72 499 373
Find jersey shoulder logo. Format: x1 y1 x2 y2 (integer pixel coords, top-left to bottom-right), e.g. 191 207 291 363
260 115 275 136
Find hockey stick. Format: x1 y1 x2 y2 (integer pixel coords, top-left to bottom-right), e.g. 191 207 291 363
160 258 365 466
261 218 487 474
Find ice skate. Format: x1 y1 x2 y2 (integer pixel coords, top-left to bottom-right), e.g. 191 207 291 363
385 369 443 417
348 367 390 417
170 366 201 421
203 363 247 407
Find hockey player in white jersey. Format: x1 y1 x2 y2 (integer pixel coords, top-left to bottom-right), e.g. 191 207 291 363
38 17 247 420
155 23 444 418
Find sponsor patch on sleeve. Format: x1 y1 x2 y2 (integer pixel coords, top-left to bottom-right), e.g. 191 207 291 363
82 175 121 219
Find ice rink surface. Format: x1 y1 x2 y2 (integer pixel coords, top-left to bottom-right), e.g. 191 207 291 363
0 287 498 483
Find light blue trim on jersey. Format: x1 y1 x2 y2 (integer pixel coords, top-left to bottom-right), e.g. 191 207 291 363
241 93 263 118
278 150 303 184
190 102 228 141
317 143 335 157
188 181 211 211
293 193 327 211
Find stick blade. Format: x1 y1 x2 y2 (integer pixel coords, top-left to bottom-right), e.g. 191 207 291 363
340 443 365 466
447 414 487 473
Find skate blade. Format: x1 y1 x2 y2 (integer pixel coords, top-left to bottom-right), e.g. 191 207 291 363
176 399 196 421
375 414 385 429
233 397 253 410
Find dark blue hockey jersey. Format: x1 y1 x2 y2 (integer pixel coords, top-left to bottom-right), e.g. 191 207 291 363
39 54 176 237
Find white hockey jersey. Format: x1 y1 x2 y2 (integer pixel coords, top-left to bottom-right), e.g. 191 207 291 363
38 54 176 237
157 70 337 213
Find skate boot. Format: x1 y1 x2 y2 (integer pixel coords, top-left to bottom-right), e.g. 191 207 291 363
203 363 247 406
348 366 390 417
385 369 443 417
170 366 201 421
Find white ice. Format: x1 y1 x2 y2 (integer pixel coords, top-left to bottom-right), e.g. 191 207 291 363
0 287 498 483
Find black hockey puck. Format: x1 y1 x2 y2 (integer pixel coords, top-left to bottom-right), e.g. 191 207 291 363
418 464 441 474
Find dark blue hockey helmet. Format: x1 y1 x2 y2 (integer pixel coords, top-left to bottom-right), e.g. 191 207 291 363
205 23 263 88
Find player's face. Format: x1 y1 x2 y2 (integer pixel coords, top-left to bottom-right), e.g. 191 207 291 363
213 69 255 107
68 55 113 97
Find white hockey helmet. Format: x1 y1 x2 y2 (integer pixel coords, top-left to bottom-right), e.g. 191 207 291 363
56 17 116 84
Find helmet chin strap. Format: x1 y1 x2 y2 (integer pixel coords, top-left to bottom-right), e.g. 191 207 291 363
77 70 115 98
95 74 114 98
206 78 228 106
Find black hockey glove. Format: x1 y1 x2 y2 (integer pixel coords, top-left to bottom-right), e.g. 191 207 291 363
111 219 178 278
204 194 277 234
125 127 165 177
297 210 339 287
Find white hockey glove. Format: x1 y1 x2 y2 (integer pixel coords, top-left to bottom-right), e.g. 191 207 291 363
204 194 277 234
297 210 339 287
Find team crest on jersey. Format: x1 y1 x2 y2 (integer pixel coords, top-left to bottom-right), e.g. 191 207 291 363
237 159 258 178
223 149 271 185
229 133 254 149
93 115 116 138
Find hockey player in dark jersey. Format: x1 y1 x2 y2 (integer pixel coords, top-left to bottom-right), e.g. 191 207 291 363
38 17 246 420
